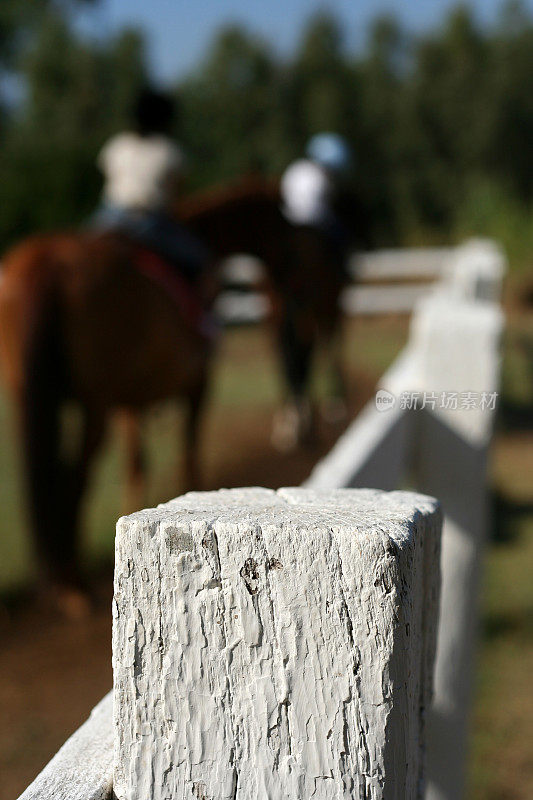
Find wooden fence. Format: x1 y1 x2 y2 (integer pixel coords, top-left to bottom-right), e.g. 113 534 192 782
16 239 504 800
305 238 505 800
216 237 503 323
19 488 443 800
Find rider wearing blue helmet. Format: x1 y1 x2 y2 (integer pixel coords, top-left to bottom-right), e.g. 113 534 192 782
280 131 353 260
306 132 353 176
275 133 354 443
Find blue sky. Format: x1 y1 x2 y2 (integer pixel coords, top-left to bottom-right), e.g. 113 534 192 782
76 0 533 83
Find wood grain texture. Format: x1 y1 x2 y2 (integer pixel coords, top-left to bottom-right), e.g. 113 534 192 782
113 487 441 800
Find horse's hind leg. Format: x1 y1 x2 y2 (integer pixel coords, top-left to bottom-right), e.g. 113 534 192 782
271 309 315 451
16 285 73 605
120 410 147 513
319 322 349 424
182 376 207 493
49 404 107 617
64 405 106 562
22 396 106 617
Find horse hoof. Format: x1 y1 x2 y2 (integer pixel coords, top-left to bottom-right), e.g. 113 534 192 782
271 407 300 452
271 402 317 452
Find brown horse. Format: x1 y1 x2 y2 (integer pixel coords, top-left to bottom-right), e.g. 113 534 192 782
181 179 350 448
0 232 212 613
0 179 349 612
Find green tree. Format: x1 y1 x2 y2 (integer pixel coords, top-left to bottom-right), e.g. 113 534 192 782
288 13 355 146
396 6 492 233
354 15 407 241
0 5 147 246
179 26 284 185
488 2 533 200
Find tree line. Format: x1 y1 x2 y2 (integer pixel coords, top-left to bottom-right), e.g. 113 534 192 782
2 1 533 265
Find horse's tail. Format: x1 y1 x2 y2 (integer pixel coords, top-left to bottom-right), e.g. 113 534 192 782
0 242 72 585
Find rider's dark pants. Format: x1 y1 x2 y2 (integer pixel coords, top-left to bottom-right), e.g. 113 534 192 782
90 205 210 283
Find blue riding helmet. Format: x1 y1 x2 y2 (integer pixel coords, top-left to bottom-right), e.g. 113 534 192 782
306 132 352 174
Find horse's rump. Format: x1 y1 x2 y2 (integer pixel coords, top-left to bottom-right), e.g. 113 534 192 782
0 180 352 598
0 233 210 409
0 237 67 396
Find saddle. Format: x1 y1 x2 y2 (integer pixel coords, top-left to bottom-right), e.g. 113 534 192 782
133 246 217 341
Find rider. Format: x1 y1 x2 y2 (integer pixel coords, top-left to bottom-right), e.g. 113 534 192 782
92 86 209 285
280 131 353 265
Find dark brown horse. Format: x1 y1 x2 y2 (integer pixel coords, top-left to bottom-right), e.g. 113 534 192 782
181 179 350 448
0 179 348 612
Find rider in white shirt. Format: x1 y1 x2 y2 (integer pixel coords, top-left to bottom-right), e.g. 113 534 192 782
281 158 333 227
92 87 208 284
280 132 353 254
98 131 185 213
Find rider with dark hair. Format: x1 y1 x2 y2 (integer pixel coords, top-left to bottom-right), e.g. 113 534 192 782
92 85 209 285
133 87 175 136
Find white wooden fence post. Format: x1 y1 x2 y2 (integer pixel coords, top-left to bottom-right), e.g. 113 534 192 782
113 486 442 800
444 238 505 303
410 296 503 800
305 282 504 800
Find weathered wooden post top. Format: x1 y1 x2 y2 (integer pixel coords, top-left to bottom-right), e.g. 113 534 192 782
113 487 442 800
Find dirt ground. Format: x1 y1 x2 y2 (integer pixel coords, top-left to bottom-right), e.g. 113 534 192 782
0 373 376 800
1 310 531 799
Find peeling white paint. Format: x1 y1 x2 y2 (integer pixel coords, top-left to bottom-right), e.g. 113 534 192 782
113 487 441 800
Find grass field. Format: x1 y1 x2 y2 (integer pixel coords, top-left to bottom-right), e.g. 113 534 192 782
0 308 532 798
468 304 533 799
0 314 406 592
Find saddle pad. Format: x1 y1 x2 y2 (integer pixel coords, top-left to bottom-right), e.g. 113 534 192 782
134 248 217 341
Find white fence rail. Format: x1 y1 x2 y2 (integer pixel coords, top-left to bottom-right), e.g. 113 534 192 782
216 238 504 322
114 487 442 800
17 239 504 800
18 693 113 800
349 247 451 281
19 488 443 800
306 238 505 800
